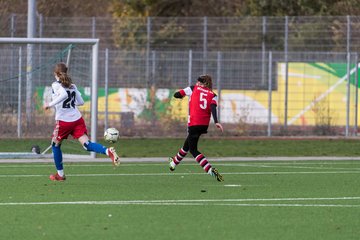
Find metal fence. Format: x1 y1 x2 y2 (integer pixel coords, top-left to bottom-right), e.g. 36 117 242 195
0 16 360 138
0 45 358 138
2 15 360 52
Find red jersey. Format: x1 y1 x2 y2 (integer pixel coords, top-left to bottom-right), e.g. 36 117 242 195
179 85 218 126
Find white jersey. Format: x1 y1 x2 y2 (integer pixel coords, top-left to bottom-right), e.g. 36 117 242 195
48 81 84 122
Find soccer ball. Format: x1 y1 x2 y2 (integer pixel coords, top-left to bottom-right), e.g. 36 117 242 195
104 127 119 143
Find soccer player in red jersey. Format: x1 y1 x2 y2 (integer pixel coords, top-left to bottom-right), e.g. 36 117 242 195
43 62 120 181
169 74 224 181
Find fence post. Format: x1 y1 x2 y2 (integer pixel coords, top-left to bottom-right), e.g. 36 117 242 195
92 17 96 38
188 50 192 86
10 13 16 37
267 51 273 137
217 51 222 123
11 14 16 86
104 48 109 132
284 16 289 132
354 53 359 135
346 51 351 137
38 14 43 81
203 16 208 73
347 15 351 54
262 16 267 86
151 50 156 84
151 50 157 123
17 47 22 138
346 16 351 136
146 17 151 87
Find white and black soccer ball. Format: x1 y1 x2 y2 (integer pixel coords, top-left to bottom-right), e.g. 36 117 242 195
104 127 119 143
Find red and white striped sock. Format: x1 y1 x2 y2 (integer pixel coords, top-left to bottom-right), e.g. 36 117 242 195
195 154 212 173
173 148 188 165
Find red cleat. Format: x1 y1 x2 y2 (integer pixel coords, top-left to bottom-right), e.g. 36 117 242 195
49 173 66 181
108 147 120 166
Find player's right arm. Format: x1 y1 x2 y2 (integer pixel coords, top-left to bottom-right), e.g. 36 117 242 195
174 86 194 98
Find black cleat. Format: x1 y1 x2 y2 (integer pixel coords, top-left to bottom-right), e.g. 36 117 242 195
211 168 224 182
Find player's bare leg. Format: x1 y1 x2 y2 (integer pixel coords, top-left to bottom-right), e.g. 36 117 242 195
79 134 120 166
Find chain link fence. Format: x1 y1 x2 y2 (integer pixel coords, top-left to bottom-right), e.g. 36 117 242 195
0 16 360 138
2 15 360 51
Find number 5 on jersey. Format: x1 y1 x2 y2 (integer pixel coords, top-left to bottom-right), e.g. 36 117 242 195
199 92 207 109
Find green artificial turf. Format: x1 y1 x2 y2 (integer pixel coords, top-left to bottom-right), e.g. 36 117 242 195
1 138 360 157
0 160 360 240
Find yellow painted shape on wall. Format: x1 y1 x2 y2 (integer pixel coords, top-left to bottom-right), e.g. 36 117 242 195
73 63 358 127
169 97 188 122
275 63 349 126
80 92 121 121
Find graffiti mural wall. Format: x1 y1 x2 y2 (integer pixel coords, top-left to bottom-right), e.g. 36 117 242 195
37 62 359 127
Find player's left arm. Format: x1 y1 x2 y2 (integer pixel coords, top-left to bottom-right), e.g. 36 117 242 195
211 94 223 132
72 84 84 106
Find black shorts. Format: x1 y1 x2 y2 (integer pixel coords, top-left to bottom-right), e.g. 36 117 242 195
188 125 208 137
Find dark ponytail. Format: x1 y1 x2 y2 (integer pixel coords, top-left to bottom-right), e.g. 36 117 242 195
197 74 213 90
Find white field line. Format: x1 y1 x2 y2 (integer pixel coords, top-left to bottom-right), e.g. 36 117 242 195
288 63 360 125
0 202 358 207
1 161 360 169
1 197 360 207
3 156 360 163
213 203 360 207
226 171 360 175
1 170 360 178
218 162 360 165
223 163 360 171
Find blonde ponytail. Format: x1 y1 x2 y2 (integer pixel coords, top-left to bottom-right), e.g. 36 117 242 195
54 62 72 88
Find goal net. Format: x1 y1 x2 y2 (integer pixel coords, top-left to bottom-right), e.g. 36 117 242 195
0 38 99 158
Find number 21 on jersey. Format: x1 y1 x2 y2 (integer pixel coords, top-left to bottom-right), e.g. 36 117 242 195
62 90 76 109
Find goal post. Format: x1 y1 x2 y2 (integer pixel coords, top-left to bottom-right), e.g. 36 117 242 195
0 37 99 158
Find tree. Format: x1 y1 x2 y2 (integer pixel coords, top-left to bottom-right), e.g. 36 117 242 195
243 0 360 16
0 0 27 16
37 0 113 17
2 0 360 18
0 0 113 17
109 0 246 17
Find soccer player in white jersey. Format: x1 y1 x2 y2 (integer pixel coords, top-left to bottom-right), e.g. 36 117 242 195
43 62 120 181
